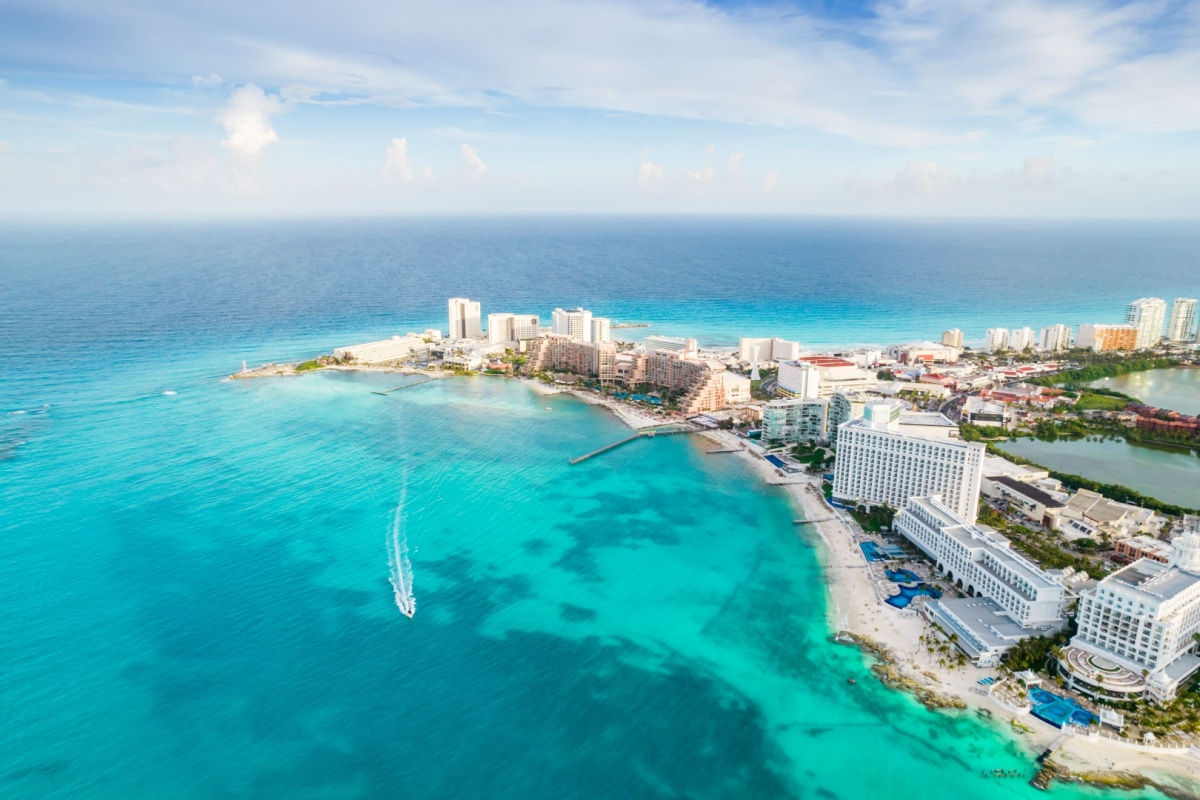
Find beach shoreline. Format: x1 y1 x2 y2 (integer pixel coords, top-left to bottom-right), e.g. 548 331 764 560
688 427 1200 797
229 362 1200 794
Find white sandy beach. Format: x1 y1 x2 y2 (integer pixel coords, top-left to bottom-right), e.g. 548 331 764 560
564 388 678 429
694 428 1200 792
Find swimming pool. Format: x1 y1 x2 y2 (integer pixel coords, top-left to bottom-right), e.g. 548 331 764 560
885 569 920 583
1029 687 1098 729
859 542 887 561
885 584 942 608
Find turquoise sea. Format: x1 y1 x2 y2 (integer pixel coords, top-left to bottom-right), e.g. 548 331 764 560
4 218 1199 798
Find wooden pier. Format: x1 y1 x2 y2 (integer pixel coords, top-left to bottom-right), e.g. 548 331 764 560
371 377 434 395
568 427 702 464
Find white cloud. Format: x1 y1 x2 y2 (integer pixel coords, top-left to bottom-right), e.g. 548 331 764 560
0 141 8 152
891 160 959 196
382 137 414 182
217 84 283 165
1019 154 1075 186
687 165 714 183
459 142 487 175
192 73 223 87
636 157 663 190
726 152 744 178
762 171 778 193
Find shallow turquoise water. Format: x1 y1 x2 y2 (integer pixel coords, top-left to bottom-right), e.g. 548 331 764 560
5 218 1197 798
0 362 1177 799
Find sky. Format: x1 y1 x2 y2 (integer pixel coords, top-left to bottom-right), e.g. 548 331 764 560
1 0 1199 218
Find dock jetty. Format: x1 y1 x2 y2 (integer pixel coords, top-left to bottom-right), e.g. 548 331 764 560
371 377 435 396
568 426 703 464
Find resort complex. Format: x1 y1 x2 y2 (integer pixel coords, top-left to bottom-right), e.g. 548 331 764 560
1061 521 1200 703
252 292 1200 785
895 495 1070 666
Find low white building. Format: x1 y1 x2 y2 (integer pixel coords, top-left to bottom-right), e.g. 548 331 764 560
644 335 698 358
1061 528 1200 702
982 455 1050 485
896 495 1070 666
1048 489 1166 542
738 337 801 363
779 356 876 397
962 396 1012 426
333 335 430 364
981 475 1067 526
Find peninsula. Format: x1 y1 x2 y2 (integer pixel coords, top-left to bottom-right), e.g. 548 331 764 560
235 295 1200 796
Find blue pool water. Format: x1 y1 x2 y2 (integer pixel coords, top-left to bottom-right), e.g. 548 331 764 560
860 542 888 561
1029 688 1099 729
885 585 943 608
886 569 921 583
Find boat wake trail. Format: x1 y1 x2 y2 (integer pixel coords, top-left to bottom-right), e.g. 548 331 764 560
387 484 417 619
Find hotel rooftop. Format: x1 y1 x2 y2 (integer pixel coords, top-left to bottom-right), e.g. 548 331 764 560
1108 559 1200 604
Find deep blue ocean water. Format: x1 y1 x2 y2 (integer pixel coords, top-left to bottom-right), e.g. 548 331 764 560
3 218 1199 799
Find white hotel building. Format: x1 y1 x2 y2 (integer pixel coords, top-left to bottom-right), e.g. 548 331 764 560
896 496 1069 666
551 307 593 342
487 313 541 345
1060 524 1200 702
1167 298 1198 342
833 401 985 522
448 298 483 340
1125 297 1167 349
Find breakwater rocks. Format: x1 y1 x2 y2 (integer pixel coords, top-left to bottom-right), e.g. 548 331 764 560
834 631 965 712
1034 760 1174 797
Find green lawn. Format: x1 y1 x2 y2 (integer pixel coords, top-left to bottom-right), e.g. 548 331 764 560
1073 391 1131 411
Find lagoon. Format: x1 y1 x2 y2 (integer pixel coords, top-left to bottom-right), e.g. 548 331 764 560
998 437 1200 509
1089 368 1200 415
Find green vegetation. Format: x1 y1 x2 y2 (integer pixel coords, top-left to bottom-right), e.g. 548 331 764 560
1029 418 1089 440
977 502 1106 578
850 504 895 532
1048 470 1200 517
790 441 835 472
1003 629 1071 673
1031 356 1178 387
1072 390 1133 411
295 360 323 372
876 368 894 381
958 423 1012 441
1108 680 1200 738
